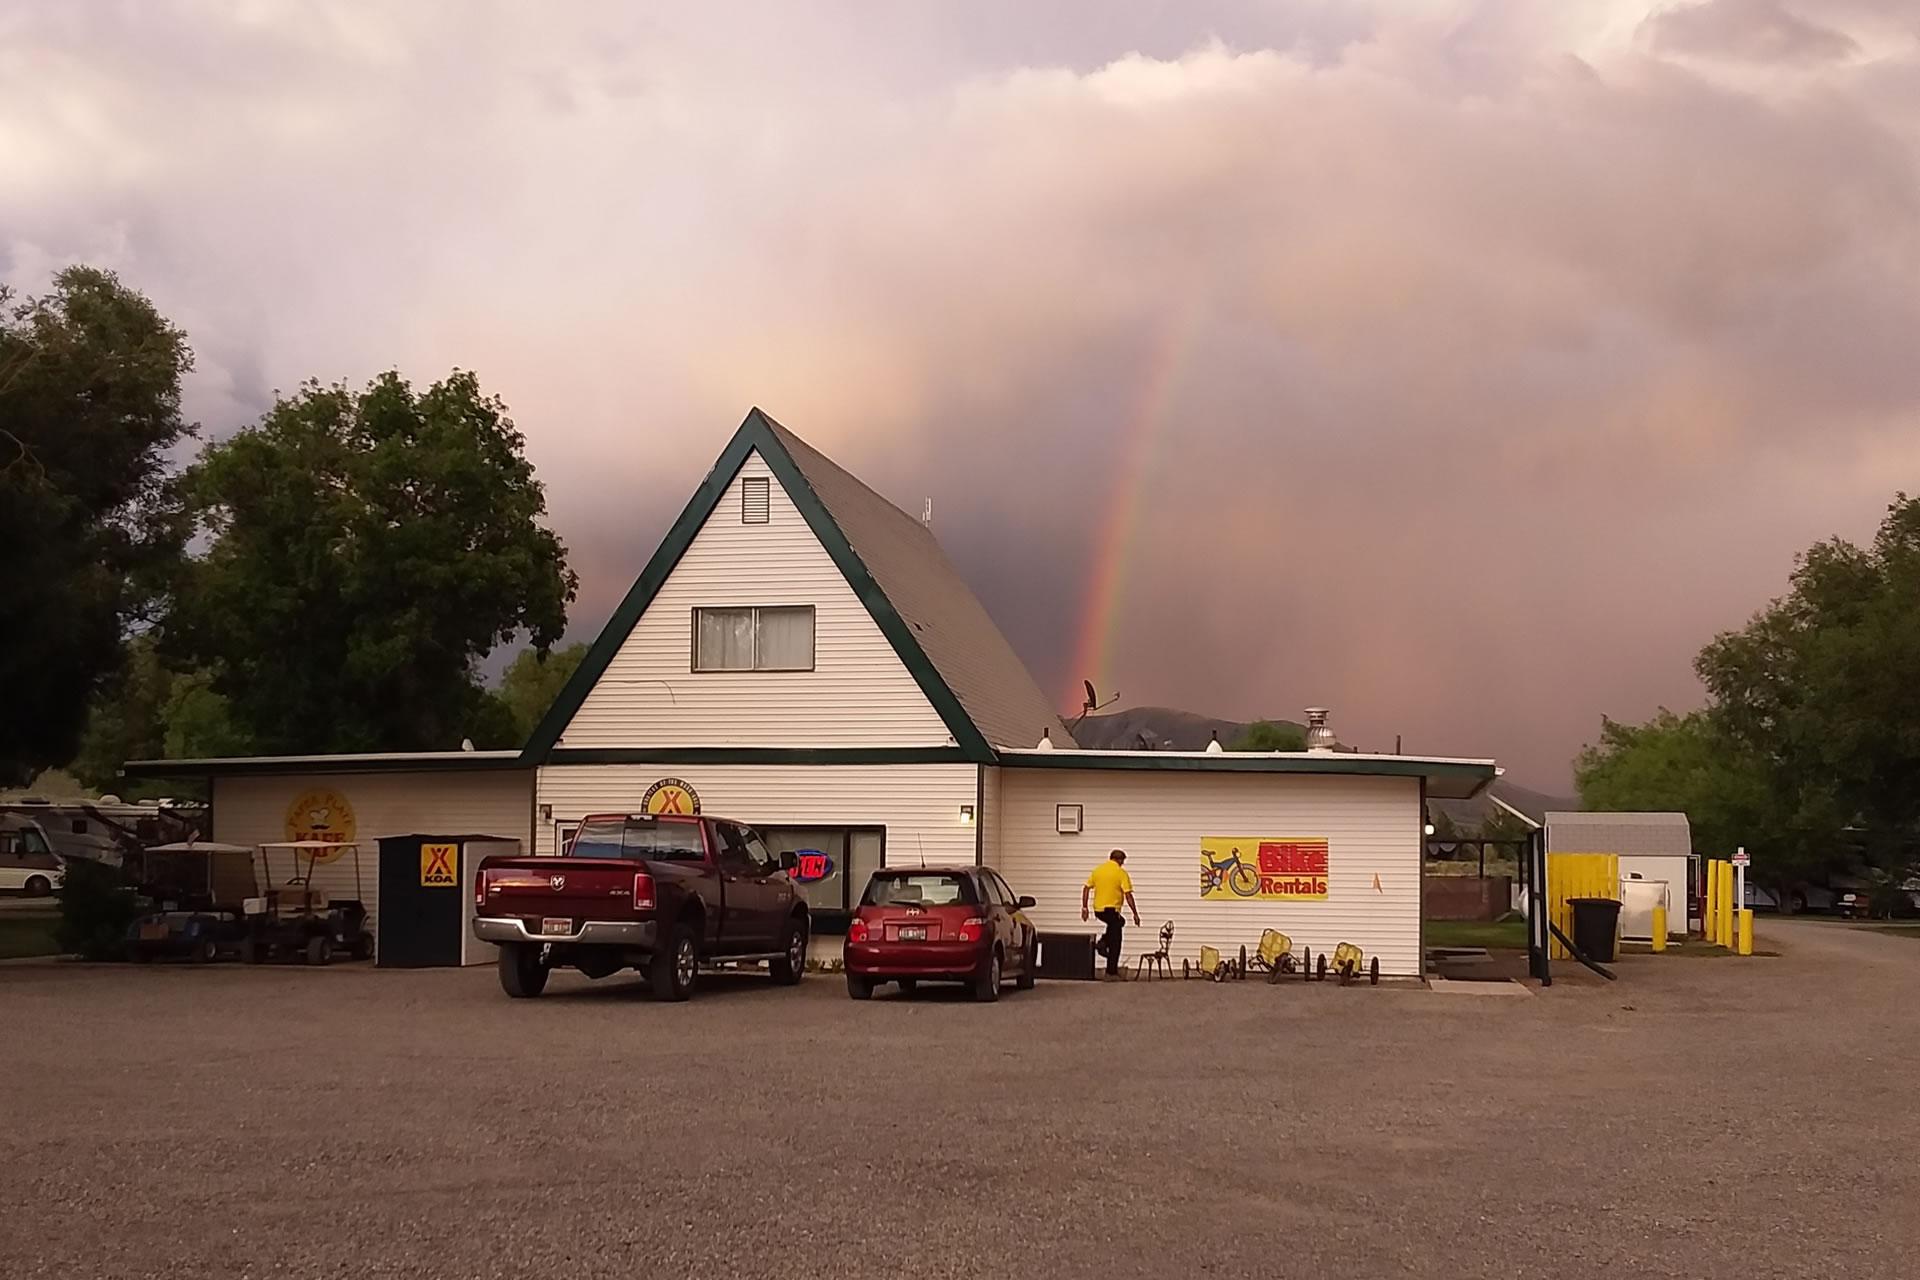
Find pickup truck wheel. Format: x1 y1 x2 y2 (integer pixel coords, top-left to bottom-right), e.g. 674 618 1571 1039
652 923 697 1002
972 948 1002 1003
846 973 874 1000
498 942 549 998
770 915 808 986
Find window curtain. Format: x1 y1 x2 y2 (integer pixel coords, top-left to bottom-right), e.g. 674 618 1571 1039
755 606 814 669
696 608 755 669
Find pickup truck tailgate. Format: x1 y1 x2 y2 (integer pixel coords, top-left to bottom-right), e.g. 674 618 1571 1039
478 857 642 924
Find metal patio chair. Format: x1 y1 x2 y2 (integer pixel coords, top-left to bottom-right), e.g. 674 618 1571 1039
1135 921 1174 980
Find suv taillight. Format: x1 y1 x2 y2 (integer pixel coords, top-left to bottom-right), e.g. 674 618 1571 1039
848 919 869 943
633 872 656 912
474 872 488 911
958 916 986 943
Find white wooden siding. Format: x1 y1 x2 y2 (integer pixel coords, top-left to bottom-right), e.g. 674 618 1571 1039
978 765 1003 866
997 769 1425 977
534 765 979 878
212 771 533 933
559 450 951 748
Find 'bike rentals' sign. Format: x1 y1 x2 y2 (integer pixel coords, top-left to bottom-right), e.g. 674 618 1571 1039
1199 837 1330 901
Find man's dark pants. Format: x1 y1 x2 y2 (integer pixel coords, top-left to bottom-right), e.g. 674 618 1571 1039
1095 908 1126 975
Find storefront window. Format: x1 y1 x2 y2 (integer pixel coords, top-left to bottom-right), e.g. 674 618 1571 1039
759 825 885 929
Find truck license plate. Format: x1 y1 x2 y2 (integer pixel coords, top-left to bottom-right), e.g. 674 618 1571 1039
898 926 925 941
541 918 572 936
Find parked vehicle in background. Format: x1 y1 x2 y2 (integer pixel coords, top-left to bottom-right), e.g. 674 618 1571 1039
843 865 1037 1002
242 841 375 966
0 847 64 896
473 813 810 1001
124 841 259 963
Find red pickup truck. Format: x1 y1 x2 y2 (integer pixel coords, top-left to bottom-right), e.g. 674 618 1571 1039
472 813 809 1001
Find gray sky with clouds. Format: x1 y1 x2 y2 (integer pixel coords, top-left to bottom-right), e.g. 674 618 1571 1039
5 0 1918 788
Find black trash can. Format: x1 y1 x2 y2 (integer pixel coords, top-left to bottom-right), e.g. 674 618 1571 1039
1568 897 1622 962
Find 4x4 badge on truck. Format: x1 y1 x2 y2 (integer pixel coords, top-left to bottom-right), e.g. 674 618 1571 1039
550 875 566 890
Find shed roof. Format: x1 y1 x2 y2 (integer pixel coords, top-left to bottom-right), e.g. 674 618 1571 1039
1545 811 1693 856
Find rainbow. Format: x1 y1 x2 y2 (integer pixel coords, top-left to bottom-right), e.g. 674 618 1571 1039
1062 297 1207 716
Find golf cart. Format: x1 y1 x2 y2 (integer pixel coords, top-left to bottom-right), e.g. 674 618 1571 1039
243 840 375 966
124 840 258 964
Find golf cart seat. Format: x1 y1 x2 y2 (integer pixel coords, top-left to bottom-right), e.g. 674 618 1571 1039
274 886 328 916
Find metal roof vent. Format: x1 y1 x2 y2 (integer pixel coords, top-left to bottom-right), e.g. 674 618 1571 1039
1205 730 1224 754
1304 707 1338 753
1036 728 1055 750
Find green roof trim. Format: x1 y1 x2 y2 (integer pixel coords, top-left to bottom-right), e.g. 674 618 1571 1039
124 753 530 779
545 747 974 766
521 409 995 764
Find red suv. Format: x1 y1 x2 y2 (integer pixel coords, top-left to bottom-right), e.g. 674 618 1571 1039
843 865 1037 1002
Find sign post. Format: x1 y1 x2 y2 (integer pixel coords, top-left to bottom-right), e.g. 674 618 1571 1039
1732 847 1749 919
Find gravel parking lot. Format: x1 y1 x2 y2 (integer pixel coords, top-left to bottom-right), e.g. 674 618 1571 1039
2 919 1914 1279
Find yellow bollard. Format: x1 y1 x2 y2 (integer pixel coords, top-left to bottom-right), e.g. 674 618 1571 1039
1711 862 1723 946
1725 865 1737 948
1728 867 1743 948
1651 904 1667 953
1738 908 1753 956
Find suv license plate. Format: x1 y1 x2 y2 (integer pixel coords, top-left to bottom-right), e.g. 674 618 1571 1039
541 918 572 936
898 926 926 941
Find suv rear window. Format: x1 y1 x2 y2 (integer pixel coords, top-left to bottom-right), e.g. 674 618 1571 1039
861 872 976 907
570 816 705 861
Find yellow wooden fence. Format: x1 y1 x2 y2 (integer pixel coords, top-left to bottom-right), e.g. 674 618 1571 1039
1545 852 1619 960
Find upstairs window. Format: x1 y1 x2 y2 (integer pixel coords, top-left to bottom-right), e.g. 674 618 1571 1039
693 606 815 671
741 476 770 523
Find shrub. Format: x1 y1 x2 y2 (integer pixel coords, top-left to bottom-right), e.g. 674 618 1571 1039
54 858 141 961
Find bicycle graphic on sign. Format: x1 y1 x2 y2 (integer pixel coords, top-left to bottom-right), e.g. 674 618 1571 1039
1200 847 1262 898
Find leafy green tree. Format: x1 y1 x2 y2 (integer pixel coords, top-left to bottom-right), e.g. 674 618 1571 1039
497 642 588 743
1229 720 1307 752
0 268 193 783
1574 710 1785 864
1696 495 1920 881
169 370 576 754
1576 496 1920 892
67 638 249 799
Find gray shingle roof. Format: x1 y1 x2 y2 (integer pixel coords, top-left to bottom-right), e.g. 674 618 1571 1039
1545 811 1692 856
766 419 1075 752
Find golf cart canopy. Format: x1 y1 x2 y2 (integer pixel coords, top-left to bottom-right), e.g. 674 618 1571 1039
144 841 255 854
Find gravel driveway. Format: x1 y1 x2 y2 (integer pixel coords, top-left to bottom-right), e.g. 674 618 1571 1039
1 919 1913 1279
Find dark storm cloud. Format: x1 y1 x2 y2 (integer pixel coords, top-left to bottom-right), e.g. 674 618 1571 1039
5 2 1918 786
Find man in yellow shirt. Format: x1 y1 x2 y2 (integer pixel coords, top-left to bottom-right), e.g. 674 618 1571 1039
1081 849 1141 977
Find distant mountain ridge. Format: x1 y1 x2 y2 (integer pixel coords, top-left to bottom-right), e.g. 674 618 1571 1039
1070 706 1304 752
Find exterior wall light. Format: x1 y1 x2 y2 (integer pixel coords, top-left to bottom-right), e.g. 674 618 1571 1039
1423 823 1435 836
958 805 975 825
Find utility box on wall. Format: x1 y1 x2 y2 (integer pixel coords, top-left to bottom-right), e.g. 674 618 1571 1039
377 834 519 967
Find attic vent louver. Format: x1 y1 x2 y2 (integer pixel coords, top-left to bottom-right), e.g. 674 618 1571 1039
741 476 770 523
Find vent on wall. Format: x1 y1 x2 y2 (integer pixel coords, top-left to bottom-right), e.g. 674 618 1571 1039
741 476 770 524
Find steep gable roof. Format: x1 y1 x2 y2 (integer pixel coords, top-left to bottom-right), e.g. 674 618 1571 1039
764 418 1074 753
523 409 1074 762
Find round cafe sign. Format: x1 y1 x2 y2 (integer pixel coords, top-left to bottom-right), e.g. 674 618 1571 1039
284 788 357 864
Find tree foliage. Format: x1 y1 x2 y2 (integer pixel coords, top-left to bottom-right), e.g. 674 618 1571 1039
0 268 193 783
67 637 250 798
168 371 577 754
1579 494 1920 889
1229 720 1307 752
497 642 588 743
